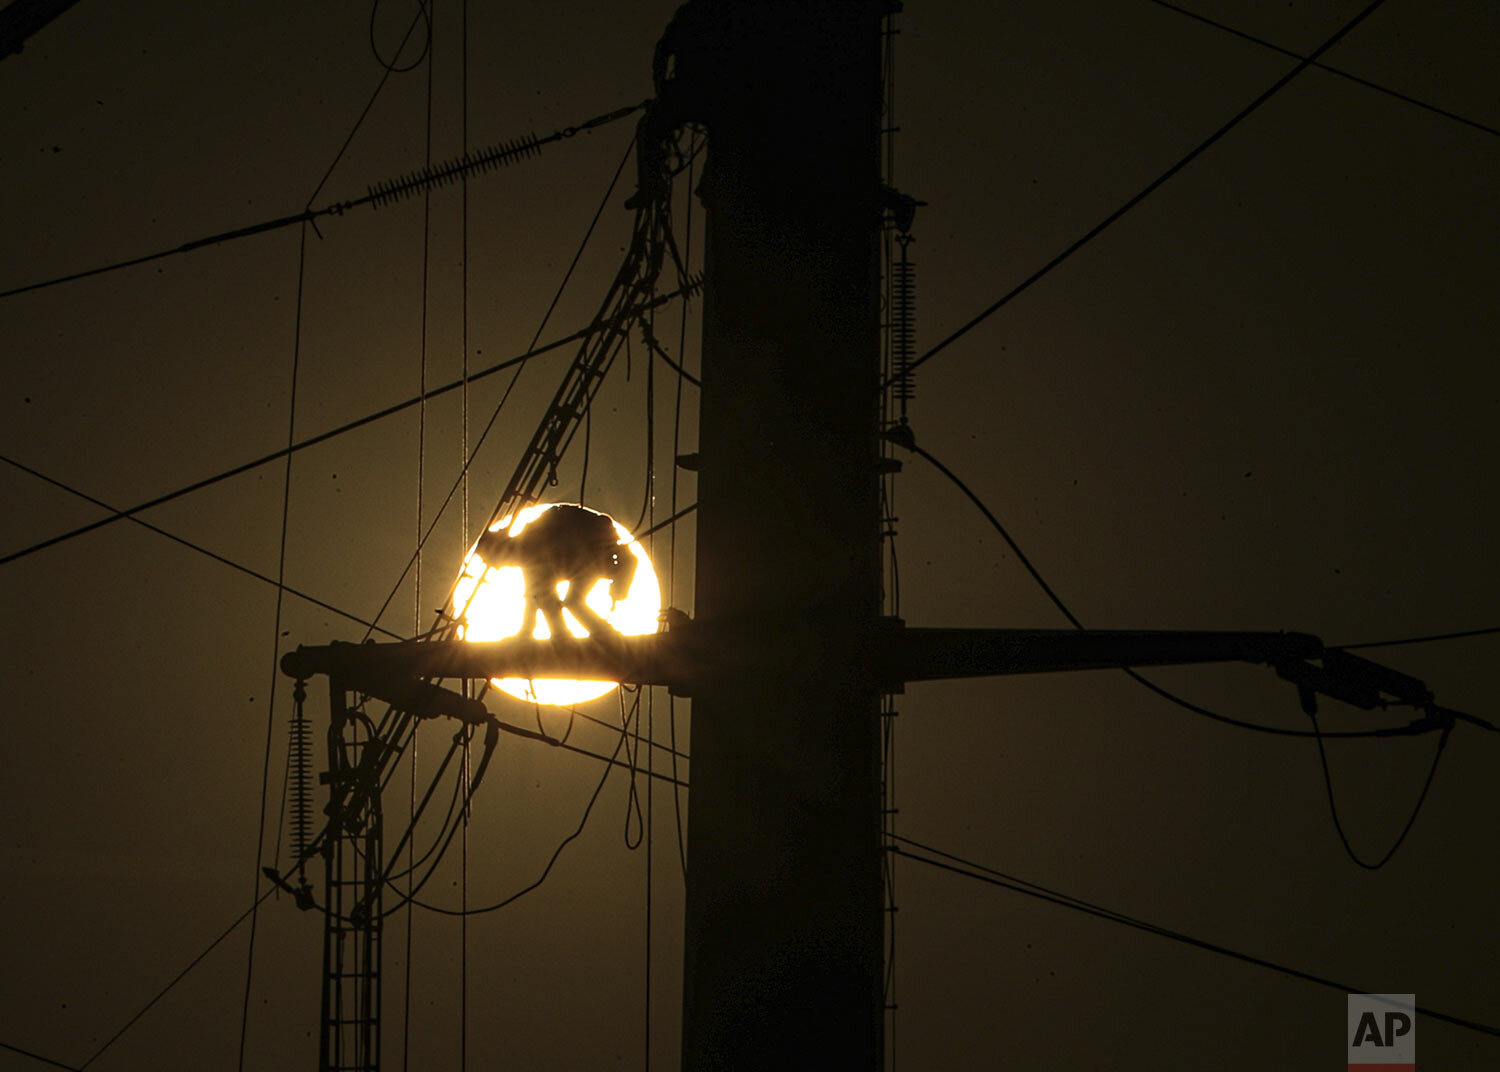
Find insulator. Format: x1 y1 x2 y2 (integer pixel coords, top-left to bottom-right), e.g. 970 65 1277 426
890 237 917 412
288 702 315 860
365 132 545 208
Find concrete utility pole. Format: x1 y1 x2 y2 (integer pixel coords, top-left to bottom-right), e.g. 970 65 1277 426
653 1 888 1066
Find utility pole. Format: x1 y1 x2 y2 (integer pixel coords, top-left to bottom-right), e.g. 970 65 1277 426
651 1 887 1067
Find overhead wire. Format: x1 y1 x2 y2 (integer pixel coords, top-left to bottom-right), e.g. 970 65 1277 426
901 439 1440 740
1333 625 1500 651
237 218 308 1071
0 283 693 571
573 700 689 766
0 453 403 638
306 1 431 209
369 0 431 74
885 0 1392 389
665 127 699 880
889 836 1500 1041
492 715 687 790
1310 708 1452 869
0 1040 81 1072
404 4 438 1062
1144 0 1500 141
77 888 277 1070
900 436 1457 869
458 4 471 1061
0 100 643 303
404 715 632 917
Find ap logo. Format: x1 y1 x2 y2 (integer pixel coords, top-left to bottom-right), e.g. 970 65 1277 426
1348 993 1415 1070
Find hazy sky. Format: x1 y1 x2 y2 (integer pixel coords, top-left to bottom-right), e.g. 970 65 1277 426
2 1 1497 1069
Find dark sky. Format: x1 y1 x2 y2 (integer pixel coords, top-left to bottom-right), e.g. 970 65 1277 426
2 1 1497 1069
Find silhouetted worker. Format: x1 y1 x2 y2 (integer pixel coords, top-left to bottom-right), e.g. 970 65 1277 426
474 504 637 642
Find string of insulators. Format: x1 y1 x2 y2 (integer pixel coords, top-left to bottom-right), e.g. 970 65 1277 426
365 132 545 209
288 678 315 860
891 235 917 414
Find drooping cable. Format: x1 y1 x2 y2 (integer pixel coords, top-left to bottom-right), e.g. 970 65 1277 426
405 719 630 917
369 0 432 74
889 837 1500 1041
888 0 1391 388
901 439 1438 741
307 2 430 209
1309 709 1452 869
622 688 646 849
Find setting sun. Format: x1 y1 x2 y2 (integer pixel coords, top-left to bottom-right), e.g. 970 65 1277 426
449 503 660 705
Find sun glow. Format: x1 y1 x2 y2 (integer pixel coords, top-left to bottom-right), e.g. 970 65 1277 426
449 503 660 705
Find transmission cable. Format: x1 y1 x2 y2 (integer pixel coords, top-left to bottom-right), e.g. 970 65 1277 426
0 284 692 571
236 218 307 1071
0 453 403 637
405 717 630 917
369 0 431 73
1310 708 1452 869
72 888 276 1070
0 101 643 303
458 8 472 1061
901 438 1438 741
0 1040 80 1071
665 128 699 879
403 3 438 1062
903 436 1462 867
888 0 1391 388
1145 0 1500 141
889 836 1500 1041
1333 625 1500 651
492 715 687 790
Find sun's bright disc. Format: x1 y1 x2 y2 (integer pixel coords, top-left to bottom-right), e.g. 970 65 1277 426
448 503 660 705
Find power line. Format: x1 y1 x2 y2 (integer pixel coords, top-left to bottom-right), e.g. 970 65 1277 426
889 837 1500 1042
0 101 643 303
237 216 309 1070
1310 709 1451 869
368 0 432 74
0 452 403 638
306 0 430 208
1145 0 1500 141
493 715 687 791
887 0 1392 388
0 1040 81 1072
1334 625 1500 650
0 285 694 571
899 438 1432 740
408 718 631 918
77 889 276 1070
